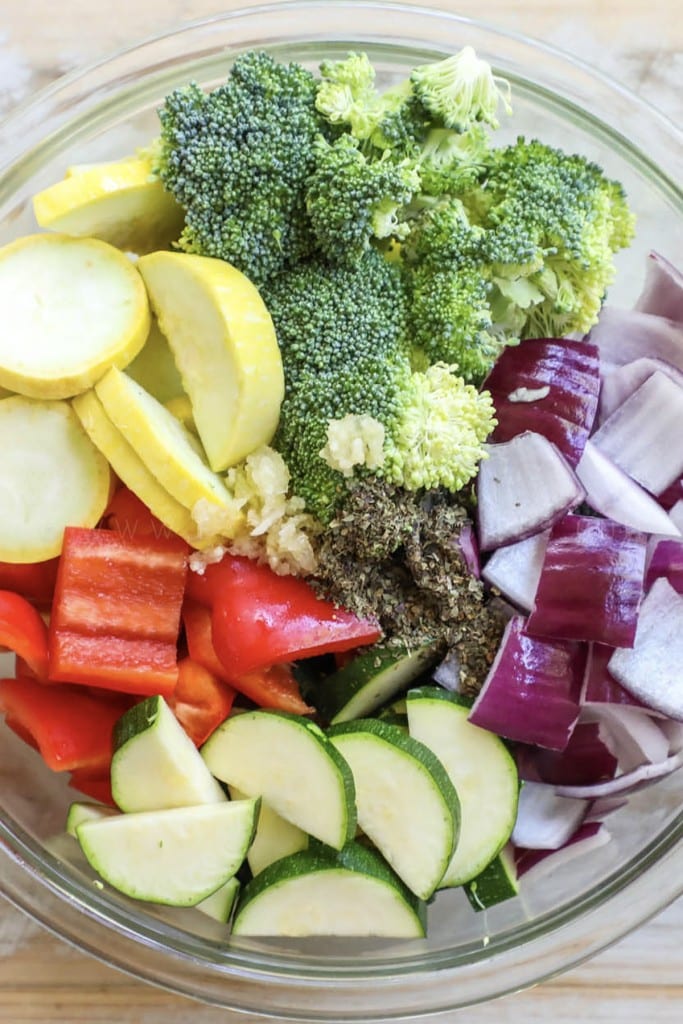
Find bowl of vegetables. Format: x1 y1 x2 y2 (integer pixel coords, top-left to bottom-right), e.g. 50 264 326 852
1 1 682 1018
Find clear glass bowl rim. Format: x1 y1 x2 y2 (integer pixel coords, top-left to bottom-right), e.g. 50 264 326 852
0 2 681 1019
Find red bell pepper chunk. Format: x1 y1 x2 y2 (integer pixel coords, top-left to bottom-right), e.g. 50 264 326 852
0 559 59 607
0 675 128 773
0 590 49 681
48 527 188 697
68 768 116 807
101 486 185 544
209 554 381 678
183 600 313 714
168 656 236 747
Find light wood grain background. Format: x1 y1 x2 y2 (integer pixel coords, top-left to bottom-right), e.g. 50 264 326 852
1 1 681 1021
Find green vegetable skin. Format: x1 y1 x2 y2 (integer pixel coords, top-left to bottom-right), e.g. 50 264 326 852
155 45 633 523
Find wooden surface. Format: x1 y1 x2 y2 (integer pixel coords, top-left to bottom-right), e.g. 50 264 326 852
1 1 681 1021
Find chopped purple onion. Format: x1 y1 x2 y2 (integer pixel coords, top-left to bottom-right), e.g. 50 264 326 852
598 357 683 425
634 251 683 323
588 306 683 372
515 821 608 878
608 577 683 720
581 643 646 709
476 432 585 552
511 781 588 850
669 500 683 533
457 523 480 579
481 530 549 612
645 537 683 593
582 704 671 773
468 616 586 750
516 722 618 786
657 476 683 511
575 441 680 537
591 371 683 496
526 515 647 648
553 748 683 799
483 337 600 467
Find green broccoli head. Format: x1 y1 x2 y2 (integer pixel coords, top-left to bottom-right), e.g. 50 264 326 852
476 137 636 335
156 51 327 287
262 249 412 522
305 135 420 264
315 51 379 138
382 362 497 492
410 47 512 132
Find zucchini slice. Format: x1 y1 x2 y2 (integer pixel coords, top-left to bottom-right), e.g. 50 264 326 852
76 799 259 906
65 801 118 837
201 710 356 851
196 876 241 923
313 642 439 724
0 396 110 562
0 234 149 399
233 842 426 937
230 785 308 875
463 844 520 911
406 686 519 887
111 696 226 812
328 719 459 900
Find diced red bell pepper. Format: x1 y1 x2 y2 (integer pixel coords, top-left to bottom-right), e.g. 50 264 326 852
0 590 49 681
168 656 236 747
209 553 381 678
183 600 313 714
48 527 188 697
0 559 59 607
0 675 128 773
68 768 116 807
101 486 185 544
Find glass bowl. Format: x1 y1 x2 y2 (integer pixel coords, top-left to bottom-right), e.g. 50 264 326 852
0 2 681 1019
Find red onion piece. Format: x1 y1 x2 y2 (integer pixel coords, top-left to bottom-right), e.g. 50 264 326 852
584 797 628 822
645 537 683 593
481 530 549 612
516 722 618 786
588 307 683 372
634 251 683 322
581 642 647 709
669 500 683 533
598 357 683 425
468 616 586 750
581 705 671 773
482 338 600 467
511 781 588 850
553 748 683 799
526 515 647 648
591 371 683 496
476 432 585 552
608 577 683 720
657 477 683 511
515 821 608 878
575 441 680 537
457 523 480 579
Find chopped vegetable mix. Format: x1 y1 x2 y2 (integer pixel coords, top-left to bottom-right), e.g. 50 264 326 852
0 44 681 939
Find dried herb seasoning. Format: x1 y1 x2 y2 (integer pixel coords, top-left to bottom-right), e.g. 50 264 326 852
312 479 505 693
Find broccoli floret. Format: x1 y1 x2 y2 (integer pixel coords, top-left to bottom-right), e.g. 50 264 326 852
155 51 327 286
315 52 379 138
417 123 492 197
471 137 636 336
262 250 412 522
305 135 420 264
410 47 512 132
382 363 496 491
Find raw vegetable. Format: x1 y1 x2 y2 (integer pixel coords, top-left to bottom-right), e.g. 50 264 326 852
0 397 111 562
634 250 683 321
0 676 129 773
0 234 149 399
232 843 426 938
201 710 357 850
229 784 308 876
167 657 236 747
328 718 460 900
72 389 204 547
95 366 231 510
111 695 226 811
208 552 381 678
48 527 188 697
406 686 519 886
126 318 184 405
0 558 59 606
76 798 260 906
137 250 284 472
32 154 185 254
463 845 519 911
0 590 50 681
